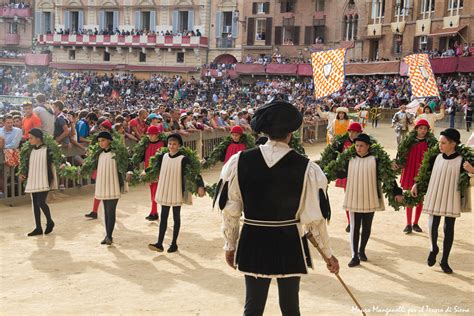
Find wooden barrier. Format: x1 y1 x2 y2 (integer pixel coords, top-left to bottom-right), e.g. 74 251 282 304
0 126 325 204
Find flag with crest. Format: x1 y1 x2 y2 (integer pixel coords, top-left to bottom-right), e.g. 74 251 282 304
403 54 439 98
311 48 347 99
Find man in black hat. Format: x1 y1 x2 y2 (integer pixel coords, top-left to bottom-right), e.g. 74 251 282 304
216 100 339 315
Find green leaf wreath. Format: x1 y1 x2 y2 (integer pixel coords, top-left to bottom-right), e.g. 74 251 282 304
289 131 306 156
129 133 167 169
394 130 438 173
317 133 377 169
325 143 403 210
17 133 74 178
404 144 474 206
80 136 130 183
144 146 203 195
202 133 255 169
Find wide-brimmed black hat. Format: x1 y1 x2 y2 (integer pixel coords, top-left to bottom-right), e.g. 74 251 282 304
250 99 303 135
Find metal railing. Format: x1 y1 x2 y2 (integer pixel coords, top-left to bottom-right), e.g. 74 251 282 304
216 38 235 48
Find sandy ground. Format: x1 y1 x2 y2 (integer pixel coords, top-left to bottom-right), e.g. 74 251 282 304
1 123 472 316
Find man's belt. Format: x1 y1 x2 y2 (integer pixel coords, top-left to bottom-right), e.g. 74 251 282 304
243 218 300 227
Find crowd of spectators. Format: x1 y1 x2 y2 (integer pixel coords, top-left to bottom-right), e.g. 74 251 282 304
0 50 26 59
2 1 29 8
52 28 202 37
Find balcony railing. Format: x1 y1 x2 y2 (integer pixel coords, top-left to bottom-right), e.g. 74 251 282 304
0 7 32 18
5 33 20 45
216 38 235 48
37 34 209 49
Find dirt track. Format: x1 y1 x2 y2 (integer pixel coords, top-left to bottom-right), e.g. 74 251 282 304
1 123 472 315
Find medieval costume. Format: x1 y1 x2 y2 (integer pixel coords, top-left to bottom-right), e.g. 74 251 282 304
129 125 166 221
395 119 437 234
217 100 334 315
327 107 350 144
19 128 62 236
326 133 402 267
147 133 205 253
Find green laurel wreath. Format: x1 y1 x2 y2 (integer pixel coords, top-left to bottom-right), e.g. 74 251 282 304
202 133 255 169
394 130 438 173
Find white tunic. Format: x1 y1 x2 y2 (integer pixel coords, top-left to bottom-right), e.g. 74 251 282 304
155 153 185 206
423 154 463 217
25 146 57 193
95 151 121 200
343 155 384 213
219 140 333 258
416 111 444 132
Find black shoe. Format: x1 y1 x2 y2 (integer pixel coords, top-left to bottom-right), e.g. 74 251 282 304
345 225 350 233
85 211 97 219
27 228 43 236
403 225 412 234
167 244 178 253
148 243 164 252
427 249 439 267
440 261 453 274
100 237 113 245
44 221 55 235
359 252 368 262
145 214 159 221
348 257 360 267
412 224 423 233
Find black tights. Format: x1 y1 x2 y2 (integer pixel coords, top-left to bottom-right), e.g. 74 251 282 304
349 212 375 258
244 276 300 316
31 191 52 229
428 215 456 263
103 199 118 239
157 205 181 247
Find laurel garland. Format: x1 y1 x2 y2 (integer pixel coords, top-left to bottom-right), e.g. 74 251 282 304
289 131 306 156
325 143 403 210
80 136 130 183
404 144 474 206
202 133 255 169
317 133 349 170
394 130 438 173
144 146 203 195
17 133 73 178
129 133 167 169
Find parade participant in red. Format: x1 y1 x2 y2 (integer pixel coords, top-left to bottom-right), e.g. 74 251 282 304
395 119 437 234
319 122 363 232
128 125 166 221
202 125 255 169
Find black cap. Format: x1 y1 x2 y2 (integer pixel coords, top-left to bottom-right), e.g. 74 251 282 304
250 99 303 134
440 128 461 144
353 133 372 145
29 128 44 140
166 133 183 146
96 131 113 141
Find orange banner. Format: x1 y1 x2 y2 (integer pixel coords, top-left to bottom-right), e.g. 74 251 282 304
311 48 347 99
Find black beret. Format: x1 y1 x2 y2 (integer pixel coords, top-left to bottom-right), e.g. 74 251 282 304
440 128 460 144
96 131 113 141
250 100 303 134
167 133 183 146
354 133 372 145
29 128 44 140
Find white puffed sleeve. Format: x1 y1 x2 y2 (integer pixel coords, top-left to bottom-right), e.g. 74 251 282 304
298 162 333 258
219 153 243 251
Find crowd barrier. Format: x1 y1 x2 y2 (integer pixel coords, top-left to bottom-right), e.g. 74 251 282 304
1 128 293 204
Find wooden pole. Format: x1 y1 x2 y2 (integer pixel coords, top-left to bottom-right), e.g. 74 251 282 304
305 232 366 316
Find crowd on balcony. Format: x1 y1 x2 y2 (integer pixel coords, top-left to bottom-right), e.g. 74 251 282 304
2 1 29 8
0 50 26 59
53 28 202 37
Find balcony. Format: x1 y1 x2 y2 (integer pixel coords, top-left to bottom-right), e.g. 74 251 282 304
37 34 209 49
0 7 32 18
5 33 20 45
216 38 235 48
